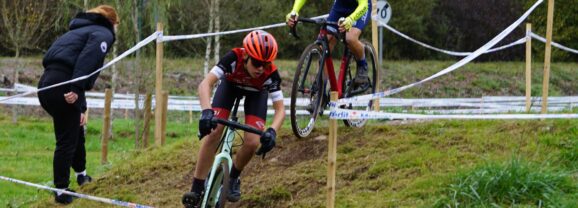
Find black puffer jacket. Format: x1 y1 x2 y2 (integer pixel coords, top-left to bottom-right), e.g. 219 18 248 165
42 12 115 95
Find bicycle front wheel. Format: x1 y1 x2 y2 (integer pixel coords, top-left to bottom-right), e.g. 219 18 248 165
290 43 326 138
204 161 230 208
342 40 379 127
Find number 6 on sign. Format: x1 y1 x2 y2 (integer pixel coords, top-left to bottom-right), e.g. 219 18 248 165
376 0 392 24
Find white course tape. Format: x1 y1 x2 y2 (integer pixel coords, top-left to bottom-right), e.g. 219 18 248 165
161 14 329 42
377 22 527 56
485 37 527 53
0 88 14 92
336 0 544 105
329 108 578 120
530 32 578 54
0 175 154 208
0 31 161 103
14 83 37 92
416 107 569 114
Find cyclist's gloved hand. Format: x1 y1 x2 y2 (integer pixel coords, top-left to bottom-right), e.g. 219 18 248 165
338 16 354 32
286 11 298 27
256 128 276 157
198 109 216 140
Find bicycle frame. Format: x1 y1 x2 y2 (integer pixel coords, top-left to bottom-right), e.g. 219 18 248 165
201 125 234 207
315 28 351 98
201 96 264 207
201 99 240 207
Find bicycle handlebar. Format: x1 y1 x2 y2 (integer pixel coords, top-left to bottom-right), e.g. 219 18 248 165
289 17 345 43
213 117 274 157
213 118 265 136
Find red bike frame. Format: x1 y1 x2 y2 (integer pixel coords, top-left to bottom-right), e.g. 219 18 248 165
319 29 349 98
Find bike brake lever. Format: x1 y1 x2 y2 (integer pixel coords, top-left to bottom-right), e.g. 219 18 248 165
338 17 346 43
289 14 300 39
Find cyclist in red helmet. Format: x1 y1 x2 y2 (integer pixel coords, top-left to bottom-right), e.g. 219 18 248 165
183 30 285 206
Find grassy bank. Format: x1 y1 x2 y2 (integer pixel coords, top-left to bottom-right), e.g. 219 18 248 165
3 118 572 207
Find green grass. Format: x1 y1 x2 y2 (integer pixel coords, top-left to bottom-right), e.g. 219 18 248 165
434 158 576 207
0 113 194 207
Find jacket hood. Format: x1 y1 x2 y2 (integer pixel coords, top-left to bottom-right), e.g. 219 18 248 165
69 12 115 38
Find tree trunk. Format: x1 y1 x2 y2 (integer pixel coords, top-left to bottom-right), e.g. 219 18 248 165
12 48 20 124
111 45 118 111
203 0 215 75
132 0 143 146
214 0 220 63
110 0 121 134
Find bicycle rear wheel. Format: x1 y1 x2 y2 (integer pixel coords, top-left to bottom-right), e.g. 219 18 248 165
290 43 326 138
342 40 379 127
204 161 230 208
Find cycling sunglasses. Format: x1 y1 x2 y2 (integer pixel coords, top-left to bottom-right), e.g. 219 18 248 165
250 57 271 68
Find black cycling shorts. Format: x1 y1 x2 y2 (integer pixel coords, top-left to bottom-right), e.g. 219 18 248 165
211 79 268 130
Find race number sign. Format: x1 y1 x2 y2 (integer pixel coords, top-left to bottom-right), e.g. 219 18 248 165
376 0 392 24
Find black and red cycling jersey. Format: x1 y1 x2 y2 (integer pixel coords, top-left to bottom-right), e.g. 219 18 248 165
210 48 283 102
209 48 284 130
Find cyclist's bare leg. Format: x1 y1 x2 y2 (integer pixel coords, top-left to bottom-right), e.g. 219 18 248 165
345 28 364 60
193 124 226 179
327 29 364 58
346 28 369 86
232 132 260 170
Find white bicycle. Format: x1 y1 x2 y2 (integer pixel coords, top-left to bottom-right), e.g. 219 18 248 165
183 96 269 208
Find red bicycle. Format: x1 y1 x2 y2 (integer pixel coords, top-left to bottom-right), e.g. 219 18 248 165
289 17 379 138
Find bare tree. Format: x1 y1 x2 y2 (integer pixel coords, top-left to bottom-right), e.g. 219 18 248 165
132 0 144 146
0 0 55 123
203 0 215 74
213 0 220 63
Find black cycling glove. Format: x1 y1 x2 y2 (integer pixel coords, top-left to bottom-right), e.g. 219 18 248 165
256 128 276 157
198 109 216 139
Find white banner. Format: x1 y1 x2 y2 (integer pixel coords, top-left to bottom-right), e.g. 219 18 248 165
329 108 578 120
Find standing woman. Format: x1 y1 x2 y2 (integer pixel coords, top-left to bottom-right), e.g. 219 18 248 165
37 5 119 204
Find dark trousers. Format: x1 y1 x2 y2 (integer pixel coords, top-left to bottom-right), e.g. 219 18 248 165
38 71 86 189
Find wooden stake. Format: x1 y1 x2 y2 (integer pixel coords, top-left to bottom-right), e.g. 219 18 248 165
142 93 152 148
541 0 555 114
161 91 169 146
124 92 129 119
101 89 112 164
155 23 164 146
84 107 90 122
525 23 532 112
189 108 193 124
371 0 380 111
327 91 338 208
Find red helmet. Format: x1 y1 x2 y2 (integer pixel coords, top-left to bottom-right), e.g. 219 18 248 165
243 30 278 62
